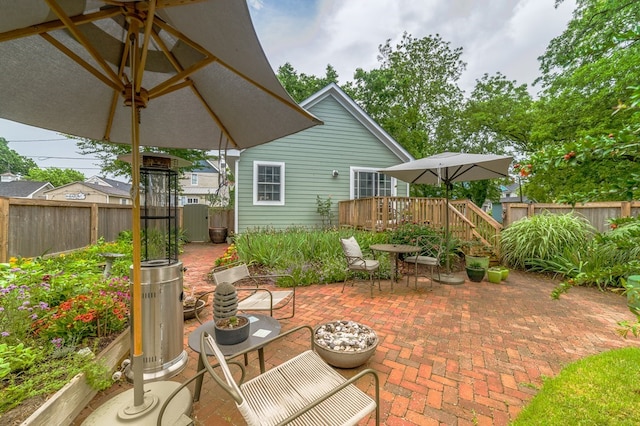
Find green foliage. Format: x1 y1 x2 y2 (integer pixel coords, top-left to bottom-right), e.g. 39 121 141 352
0 343 37 379
512 347 640 425
25 167 85 187
276 63 339 102
233 228 391 285
500 213 595 269
344 32 466 158
618 277 640 338
315 195 334 228
74 138 209 180
0 138 38 175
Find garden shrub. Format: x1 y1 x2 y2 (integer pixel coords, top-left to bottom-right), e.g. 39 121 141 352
500 212 595 269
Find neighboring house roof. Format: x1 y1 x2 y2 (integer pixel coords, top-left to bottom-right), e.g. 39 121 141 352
85 175 132 193
190 159 219 174
299 83 414 163
181 187 219 195
44 181 131 198
0 180 53 197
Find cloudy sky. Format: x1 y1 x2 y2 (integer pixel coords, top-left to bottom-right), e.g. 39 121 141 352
1 0 575 177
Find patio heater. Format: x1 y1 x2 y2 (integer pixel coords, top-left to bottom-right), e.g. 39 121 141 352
121 153 190 383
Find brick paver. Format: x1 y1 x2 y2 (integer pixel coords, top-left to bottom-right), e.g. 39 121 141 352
74 242 640 425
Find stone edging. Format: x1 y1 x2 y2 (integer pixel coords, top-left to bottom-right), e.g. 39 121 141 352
22 329 130 426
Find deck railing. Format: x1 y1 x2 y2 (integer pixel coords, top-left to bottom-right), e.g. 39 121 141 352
338 196 502 253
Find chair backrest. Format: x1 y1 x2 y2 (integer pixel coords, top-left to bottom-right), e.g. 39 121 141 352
212 263 251 286
416 233 444 261
200 331 261 425
340 237 365 267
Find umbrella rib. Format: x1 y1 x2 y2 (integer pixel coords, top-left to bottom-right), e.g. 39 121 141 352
134 0 157 93
45 0 123 88
148 28 237 147
40 33 123 93
0 8 120 43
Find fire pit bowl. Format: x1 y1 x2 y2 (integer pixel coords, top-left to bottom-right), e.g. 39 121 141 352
314 320 378 369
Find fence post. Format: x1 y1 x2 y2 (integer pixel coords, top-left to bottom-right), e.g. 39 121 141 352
0 198 9 263
90 203 99 245
621 201 631 218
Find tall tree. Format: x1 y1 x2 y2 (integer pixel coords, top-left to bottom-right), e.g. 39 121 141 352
0 138 38 175
25 167 85 187
276 63 339 103
461 73 534 154
522 1 640 203
533 0 640 145
345 33 467 160
75 138 210 179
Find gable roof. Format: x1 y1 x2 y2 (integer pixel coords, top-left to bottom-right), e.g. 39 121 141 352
300 83 414 163
190 159 219 174
0 181 53 197
44 181 131 198
85 176 132 193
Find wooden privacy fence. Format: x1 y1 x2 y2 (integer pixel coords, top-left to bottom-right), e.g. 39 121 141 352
503 201 640 233
338 197 502 249
0 197 133 262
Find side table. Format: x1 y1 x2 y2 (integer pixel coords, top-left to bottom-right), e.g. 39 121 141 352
188 314 281 401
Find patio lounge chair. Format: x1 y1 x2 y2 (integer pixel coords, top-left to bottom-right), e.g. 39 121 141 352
198 262 295 321
197 326 380 425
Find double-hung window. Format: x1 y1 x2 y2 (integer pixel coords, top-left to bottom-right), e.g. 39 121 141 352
191 173 198 185
351 168 394 199
254 161 285 205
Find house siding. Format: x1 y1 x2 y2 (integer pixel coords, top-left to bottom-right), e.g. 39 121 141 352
237 93 410 233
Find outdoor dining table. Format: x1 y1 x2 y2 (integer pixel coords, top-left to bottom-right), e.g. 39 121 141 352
370 243 421 292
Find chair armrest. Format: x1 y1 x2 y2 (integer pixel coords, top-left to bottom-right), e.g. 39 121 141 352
276 368 380 425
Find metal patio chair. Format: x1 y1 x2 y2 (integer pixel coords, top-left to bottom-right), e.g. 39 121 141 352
340 236 381 297
198 262 296 321
403 233 444 289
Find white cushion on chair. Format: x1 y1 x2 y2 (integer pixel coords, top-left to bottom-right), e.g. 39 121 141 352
341 237 363 258
404 255 438 266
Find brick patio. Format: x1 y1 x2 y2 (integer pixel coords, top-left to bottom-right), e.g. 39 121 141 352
74 242 640 425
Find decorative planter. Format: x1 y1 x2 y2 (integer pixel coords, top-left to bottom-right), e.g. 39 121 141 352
500 267 509 281
487 268 502 284
209 227 228 244
314 321 378 369
183 299 206 320
214 315 250 345
466 267 485 282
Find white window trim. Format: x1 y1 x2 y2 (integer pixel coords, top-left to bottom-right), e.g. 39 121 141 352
253 161 285 206
349 166 397 199
191 173 198 185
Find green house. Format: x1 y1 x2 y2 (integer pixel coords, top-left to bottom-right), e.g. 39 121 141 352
234 83 414 233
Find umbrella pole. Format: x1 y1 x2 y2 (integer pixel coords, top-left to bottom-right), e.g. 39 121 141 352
434 181 464 285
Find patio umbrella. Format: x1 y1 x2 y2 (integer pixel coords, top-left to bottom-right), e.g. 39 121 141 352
0 1 321 423
380 152 513 284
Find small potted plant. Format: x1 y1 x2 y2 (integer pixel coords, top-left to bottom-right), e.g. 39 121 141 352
499 266 509 281
487 267 502 284
212 282 250 345
465 261 485 282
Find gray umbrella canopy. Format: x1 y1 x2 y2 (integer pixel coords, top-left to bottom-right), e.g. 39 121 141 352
379 152 513 185
0 0 321 150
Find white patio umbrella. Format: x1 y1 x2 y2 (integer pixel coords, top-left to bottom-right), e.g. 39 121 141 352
0 2 321 424
380 152 513 284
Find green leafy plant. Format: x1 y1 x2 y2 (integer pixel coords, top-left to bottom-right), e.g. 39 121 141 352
0 343 37 379
500 212 595 269
316 195 334 228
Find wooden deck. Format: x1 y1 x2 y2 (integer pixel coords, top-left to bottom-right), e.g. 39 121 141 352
338 196 502 254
